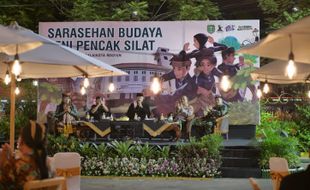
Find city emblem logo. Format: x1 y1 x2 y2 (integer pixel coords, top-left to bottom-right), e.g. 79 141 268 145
207 24 215 34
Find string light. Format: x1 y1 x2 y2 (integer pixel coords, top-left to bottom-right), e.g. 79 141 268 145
108 82 115 92
257 88 262 99
263 81 270 94
12 53 22 76
308 90 310 98
16 75 22 82
285 35 296 79
83 77 89 88
4 69 11 85
108 73 115 92
150 75 161 94
15 87 20 95
32 80 38 86
220 75 231 92
80 86 86 95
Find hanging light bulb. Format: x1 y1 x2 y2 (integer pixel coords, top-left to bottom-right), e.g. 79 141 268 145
220 75 231 92
15 87 20 95
108 73 115 92
286 52 296 79
80 86 86 95
16 75 22 82
286 35 296 79
257 88 262 99
308 90 310 98
4 69 11 85
108 82 115 92
263 81 270 94
150 76 161 94
32 80 38 86
83 77 89 88
12 54 22 76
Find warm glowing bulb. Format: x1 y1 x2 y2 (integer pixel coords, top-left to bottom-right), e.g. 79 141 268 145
220 75 231 92
32 80 38 86
308 90 310 98
263 83 269 94
15 87 20 95
257 89 262 99
286 59 296 79
16 75 22 82
4 71 11 85
80 86 86 95
108 82 115 92
150 77 161 94
83 77 89 88
12 59 22 76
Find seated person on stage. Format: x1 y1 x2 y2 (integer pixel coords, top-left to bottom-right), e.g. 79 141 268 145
175 95 194 139
126 93 151 121
89 96 111 121
203 96 227 132
0 120 49 189
55 92 78 125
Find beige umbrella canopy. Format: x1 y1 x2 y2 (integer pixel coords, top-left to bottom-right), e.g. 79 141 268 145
0 23 126 150
238 16 310 64
251 60 310 84
0 22 47 55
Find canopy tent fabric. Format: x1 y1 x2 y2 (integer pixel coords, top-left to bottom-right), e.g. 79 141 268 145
251 60 310 84
238 16 310 64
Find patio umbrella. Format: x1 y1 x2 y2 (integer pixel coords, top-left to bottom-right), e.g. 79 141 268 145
238 16 310 64
0 23 127 149
251 60 310 84
0 22 49 55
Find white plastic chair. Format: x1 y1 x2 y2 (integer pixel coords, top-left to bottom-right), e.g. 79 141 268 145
24 176 66 190
269 157 289 190
53 152 81 190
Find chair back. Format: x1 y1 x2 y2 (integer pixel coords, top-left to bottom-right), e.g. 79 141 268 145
269 157 289 190
248 178 261 190
54 152 81 190
23 177 66 190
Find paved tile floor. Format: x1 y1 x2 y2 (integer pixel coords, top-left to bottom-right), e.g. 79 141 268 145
81 177 272 190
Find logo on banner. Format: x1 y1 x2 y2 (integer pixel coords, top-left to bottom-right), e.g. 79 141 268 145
217 25 224 32
207 24 215 34
237 25 253 31
225 25 235 32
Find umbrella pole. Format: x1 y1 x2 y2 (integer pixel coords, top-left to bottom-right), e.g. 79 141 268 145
9 74 16 150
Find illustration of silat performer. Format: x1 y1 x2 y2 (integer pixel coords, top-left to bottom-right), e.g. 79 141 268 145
191 52 223 116
181 33 227 67
217 36 258 102
154 52 197 116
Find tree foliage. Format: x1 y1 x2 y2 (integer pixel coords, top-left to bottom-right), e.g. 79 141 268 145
258 0 310 32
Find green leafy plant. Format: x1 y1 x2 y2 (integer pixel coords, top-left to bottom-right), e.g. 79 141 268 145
259 132 300 168
108 140 134 158
134 143 155 159
79 142 98 158
156 145 170 159
47 135 80 156
95 143 108 159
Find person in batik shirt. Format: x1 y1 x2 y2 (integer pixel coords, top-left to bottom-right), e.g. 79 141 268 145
0 120 49 190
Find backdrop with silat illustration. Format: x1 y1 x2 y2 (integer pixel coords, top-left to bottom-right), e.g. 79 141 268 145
37 20 260 125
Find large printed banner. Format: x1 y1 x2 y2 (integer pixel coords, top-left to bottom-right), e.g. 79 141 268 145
38 20 260 125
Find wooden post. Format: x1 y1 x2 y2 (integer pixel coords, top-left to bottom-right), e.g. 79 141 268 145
9 72 16 150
